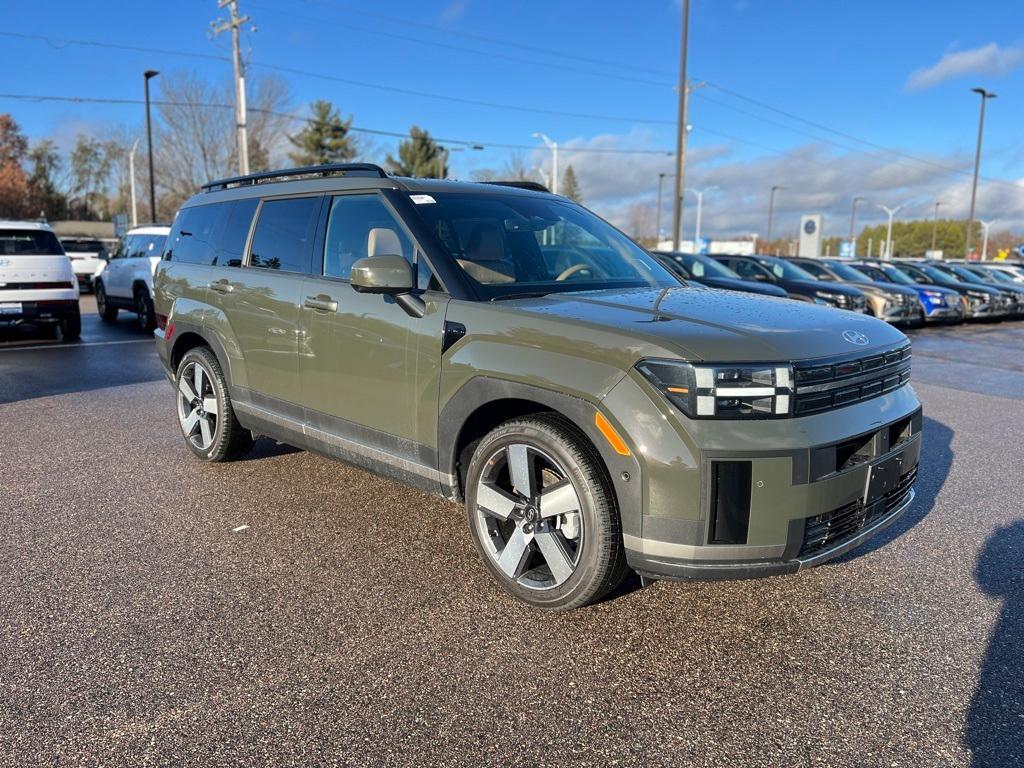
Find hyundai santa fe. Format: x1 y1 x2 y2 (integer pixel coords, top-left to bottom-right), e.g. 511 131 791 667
153 164 921 610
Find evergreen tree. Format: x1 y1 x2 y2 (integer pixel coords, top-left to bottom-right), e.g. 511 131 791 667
288 100 357 166
561 164 583 202
386 126 446 178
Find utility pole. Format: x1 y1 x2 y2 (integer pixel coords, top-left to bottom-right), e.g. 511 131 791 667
128 138 140 228
671 0 690 251
965 87 996 257
766 185 784 243
656 172 673 242
213 0 251 175
930 200 945 253
848 196 864 255
143 70 159 224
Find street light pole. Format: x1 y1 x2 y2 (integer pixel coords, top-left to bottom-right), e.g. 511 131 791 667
879 203 903 260
532 132 558 194
965 87 996 257
671 0 690 251
143 70 159 224
979 219 994 261
930 200 946 253
686 186 717 245
128 138 140 228
766 185 784 243
848 196 864 255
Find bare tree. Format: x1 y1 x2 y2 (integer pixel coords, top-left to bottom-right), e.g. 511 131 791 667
627 202 656 245
152 70 292 215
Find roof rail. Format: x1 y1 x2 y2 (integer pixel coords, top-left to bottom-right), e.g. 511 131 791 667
481 180 551 193
201 163 389 192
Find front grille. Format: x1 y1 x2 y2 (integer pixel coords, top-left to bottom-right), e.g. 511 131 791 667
793 343 912 416
834 293 868 311
800 465 917 557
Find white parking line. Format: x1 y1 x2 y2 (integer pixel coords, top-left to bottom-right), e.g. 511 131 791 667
0 339 154 352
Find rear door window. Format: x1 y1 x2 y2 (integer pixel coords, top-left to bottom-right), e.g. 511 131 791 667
165 204 223 265
249 197 322 273
215 198 259 267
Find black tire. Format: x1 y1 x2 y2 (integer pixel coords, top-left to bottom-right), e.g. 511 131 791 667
60 310 81 341
95 281 118 322
135 286 156 332
465 413 628 611
174 346 253 462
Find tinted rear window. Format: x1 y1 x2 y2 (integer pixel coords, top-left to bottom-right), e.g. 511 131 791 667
0 229 64 256
249 197 321 273
216 198 259 267
62 239 105 253
165 205 223 265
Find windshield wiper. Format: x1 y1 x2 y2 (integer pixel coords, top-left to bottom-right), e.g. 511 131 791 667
491 291 551 301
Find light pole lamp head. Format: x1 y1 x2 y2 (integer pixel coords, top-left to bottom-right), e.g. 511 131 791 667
144 69 160 81
972 87 997 99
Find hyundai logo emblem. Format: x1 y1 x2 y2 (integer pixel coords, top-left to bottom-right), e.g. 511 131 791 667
842 330 869 346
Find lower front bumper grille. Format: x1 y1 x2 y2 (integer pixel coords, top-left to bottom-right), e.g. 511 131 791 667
800 466 917 557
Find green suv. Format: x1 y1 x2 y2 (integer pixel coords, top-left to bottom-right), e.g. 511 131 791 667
153 164 921 610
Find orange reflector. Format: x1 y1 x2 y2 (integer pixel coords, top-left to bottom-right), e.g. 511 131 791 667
666 386 689 394
595 411 631 456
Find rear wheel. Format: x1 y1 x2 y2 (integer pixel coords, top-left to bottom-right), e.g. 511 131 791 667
135 286 156 331
174 347 253 462
96 282 117 322
465 413 627 610
60 310 81 341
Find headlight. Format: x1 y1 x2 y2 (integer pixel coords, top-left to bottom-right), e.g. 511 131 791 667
637 359 793 419
966 290 989 299
814 290 842 304
922 290 945 299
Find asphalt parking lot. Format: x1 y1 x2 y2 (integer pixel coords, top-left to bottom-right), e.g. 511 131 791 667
1 300 1022 767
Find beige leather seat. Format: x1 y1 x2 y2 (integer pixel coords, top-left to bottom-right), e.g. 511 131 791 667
458 222 515 284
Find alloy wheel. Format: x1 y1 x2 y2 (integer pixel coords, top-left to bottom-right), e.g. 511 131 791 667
473 443 584 590
176 361 219 451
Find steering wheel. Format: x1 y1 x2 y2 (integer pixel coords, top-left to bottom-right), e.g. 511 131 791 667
555 263 598 281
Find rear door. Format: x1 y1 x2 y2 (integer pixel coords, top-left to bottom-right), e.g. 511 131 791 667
103 235 134 298
225 195 323 406
297 192 449 458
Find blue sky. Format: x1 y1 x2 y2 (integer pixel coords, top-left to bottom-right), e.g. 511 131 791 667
3 0 1023 237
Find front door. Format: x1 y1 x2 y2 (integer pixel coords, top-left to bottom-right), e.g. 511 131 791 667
298 192 449 466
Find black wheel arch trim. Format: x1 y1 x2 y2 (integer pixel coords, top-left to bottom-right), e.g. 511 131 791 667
165 319 234 386
438 376 643 538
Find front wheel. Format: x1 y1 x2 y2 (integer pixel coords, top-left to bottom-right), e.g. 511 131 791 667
175 347 253 462
135 287 156 332
465 413 627 610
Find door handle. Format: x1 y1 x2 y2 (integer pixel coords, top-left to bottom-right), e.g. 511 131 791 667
304 295 338 312
209 279 234 294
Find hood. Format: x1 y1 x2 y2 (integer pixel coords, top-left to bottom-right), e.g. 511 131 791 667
698 276 789 297
513 287 906 363
846 280 918 297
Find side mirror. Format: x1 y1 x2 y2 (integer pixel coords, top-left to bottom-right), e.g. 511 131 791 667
350 255 415 294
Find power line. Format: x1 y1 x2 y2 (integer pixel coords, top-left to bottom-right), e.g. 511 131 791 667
0 92 676 156
246 2 675 89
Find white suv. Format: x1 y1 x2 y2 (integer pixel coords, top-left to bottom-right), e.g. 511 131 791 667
60 238 110 292
94 225 170 331
0 220 81 339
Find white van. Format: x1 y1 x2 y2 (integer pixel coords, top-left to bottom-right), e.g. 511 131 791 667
0 220 81 339
94 225 170 331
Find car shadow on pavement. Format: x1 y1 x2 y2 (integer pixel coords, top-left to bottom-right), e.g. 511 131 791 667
966 521 1024 768
833 415 954 563
240 438 302 461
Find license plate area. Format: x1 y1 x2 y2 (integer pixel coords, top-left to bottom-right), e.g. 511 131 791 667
864 452 906 505
0 302 22 315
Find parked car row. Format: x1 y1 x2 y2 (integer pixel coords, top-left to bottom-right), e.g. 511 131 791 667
652 249 1024 327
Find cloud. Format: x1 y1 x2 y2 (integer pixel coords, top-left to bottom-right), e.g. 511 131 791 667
905 43 1024 90
438 0 471 25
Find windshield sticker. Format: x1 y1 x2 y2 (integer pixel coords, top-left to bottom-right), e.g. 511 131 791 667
410 194 436 205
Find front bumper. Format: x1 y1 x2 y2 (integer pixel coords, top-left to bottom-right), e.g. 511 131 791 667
923 304 964 323
601 368 922 582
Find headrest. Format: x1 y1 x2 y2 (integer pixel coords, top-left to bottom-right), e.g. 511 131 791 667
367 227 403 258
465 222 505 263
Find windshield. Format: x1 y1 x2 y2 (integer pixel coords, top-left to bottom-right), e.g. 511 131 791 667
980 268 1014 284
409 192 676 298
755 256 816 281
916 265 961 286
682 253 738 279
0 229 64 256
878 265 916 285
826 261 873 282
946 264 986 283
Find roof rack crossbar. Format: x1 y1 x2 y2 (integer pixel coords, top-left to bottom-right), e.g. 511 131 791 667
201 163 389 192
481 180 551 193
